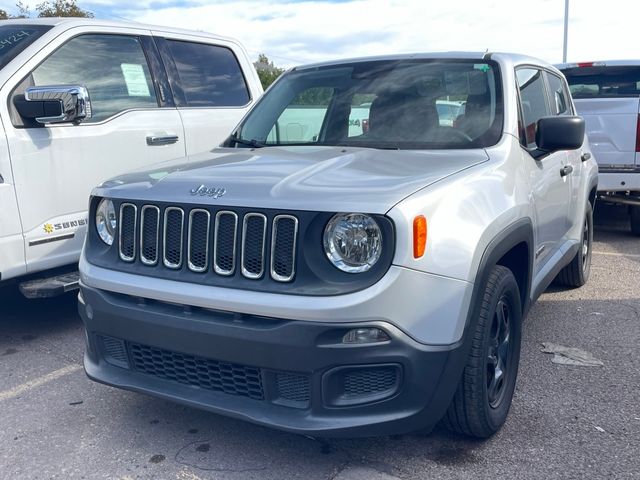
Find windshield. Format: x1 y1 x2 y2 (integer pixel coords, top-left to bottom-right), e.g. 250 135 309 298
561 66 640 98
0 24 52 70
232 59 503 150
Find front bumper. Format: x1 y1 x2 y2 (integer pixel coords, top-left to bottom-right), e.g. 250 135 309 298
79 254 473 346
79 284 468 437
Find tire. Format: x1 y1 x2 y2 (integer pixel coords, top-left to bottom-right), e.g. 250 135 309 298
631 205 640 236
556 202 593 287
442 265 522 438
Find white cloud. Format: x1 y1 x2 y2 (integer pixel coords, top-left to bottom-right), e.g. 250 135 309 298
87 0 640 67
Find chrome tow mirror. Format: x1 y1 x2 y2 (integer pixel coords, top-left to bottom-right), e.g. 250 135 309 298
23 85 92 124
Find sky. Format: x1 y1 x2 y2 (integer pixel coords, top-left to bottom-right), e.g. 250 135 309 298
4 0 640 67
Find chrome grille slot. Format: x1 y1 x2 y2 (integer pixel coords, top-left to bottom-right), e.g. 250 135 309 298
270 215 298 282
241 213 267 279
119 203 137 262
140 205 160 265
163 207 184 269
188 209 210 272
213 211 238 275
114 202 300 286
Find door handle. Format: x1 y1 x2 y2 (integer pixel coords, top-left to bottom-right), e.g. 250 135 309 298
581 152 591 162
560 165 574 177
146 135 179 146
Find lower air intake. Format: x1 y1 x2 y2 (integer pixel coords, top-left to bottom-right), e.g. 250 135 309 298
129 342 265 401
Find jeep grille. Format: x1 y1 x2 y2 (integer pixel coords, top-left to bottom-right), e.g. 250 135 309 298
118 204 298 282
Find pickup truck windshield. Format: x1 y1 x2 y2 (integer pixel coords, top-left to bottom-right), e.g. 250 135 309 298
234 59 503 150
0 25 52 70
562 66 640 98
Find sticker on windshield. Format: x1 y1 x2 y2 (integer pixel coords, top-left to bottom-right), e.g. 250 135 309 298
474 64 491 72
120 63 151 97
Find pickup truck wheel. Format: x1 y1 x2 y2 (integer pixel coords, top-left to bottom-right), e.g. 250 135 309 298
556 202 593 287
630 206 640 236
442 265 522 438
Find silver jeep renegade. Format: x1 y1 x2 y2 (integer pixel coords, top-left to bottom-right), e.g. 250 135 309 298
79 52 598 438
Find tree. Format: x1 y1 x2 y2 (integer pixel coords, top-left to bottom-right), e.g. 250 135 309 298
11 1 31 18
253 54 283 90
36 0 93 17
0 0 93 19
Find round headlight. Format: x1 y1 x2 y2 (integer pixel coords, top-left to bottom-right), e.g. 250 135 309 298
323 213 382 273
96 198 117 245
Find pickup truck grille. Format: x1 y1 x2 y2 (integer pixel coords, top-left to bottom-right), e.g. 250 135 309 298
117 203 298 282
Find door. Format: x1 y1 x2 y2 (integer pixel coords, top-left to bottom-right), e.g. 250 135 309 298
546 71 583 230
2 30 185 272
516 68 572 274
154 34 256 155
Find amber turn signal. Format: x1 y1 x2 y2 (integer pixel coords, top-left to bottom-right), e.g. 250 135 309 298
413 215 427 258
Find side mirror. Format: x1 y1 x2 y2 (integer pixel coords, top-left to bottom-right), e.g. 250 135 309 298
532 116 585 159
14 85 92 125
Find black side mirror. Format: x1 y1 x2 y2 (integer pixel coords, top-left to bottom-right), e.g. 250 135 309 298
532 116 585 159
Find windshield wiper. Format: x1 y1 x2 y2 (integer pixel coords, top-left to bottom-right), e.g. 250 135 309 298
335 140 400 150
228 133 265 148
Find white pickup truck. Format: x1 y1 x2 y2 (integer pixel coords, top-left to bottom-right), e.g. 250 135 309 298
0 19 263 296
557 61 640 234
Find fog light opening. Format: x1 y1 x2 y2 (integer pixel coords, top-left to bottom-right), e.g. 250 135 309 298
342 327 390 344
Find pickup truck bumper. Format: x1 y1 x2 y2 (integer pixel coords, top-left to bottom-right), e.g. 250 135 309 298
598 170 640 192
78 283 468 437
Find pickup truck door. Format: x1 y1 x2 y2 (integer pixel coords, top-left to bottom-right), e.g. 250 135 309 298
153 32 262 155
516 68 573 274
1 27 185 273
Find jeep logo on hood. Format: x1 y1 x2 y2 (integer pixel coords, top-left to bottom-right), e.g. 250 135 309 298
190 185 226 199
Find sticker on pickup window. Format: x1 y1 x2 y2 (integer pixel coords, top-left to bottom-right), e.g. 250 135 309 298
120 63 151 97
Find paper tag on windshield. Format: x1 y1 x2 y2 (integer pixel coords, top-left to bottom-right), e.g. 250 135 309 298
121 63 151 97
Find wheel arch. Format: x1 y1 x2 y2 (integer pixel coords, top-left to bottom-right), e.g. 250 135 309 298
588 178 598 209
466 218 534 331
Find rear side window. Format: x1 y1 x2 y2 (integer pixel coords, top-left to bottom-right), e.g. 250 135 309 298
30 34 158 122
562 66 640 98
516 68 553 149
167 40 250 107
546 73 571 115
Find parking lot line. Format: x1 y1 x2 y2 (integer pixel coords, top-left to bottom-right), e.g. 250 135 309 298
593 250 640 258
0 364 82 402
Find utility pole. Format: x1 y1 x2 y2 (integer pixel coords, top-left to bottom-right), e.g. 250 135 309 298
563 0 569 62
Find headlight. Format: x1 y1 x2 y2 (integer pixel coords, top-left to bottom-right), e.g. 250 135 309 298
96 198 117 245
323 213 382 273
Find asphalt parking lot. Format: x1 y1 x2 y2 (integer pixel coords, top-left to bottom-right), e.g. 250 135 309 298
1 203 639 480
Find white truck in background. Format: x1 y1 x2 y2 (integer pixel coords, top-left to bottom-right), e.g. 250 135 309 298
557 61 640 234
0 19 263 296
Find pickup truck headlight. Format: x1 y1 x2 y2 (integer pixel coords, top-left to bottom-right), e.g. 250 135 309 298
323 213 382 273
96 198 117 246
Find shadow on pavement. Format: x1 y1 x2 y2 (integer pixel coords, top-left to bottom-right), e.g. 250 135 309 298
0 283 80 340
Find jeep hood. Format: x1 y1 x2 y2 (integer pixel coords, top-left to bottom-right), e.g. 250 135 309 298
95 146 489 214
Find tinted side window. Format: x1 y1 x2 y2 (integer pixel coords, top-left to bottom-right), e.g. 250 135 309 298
547 73 571 115
30 34 158 123
516 68 552 148
167 40 250 107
